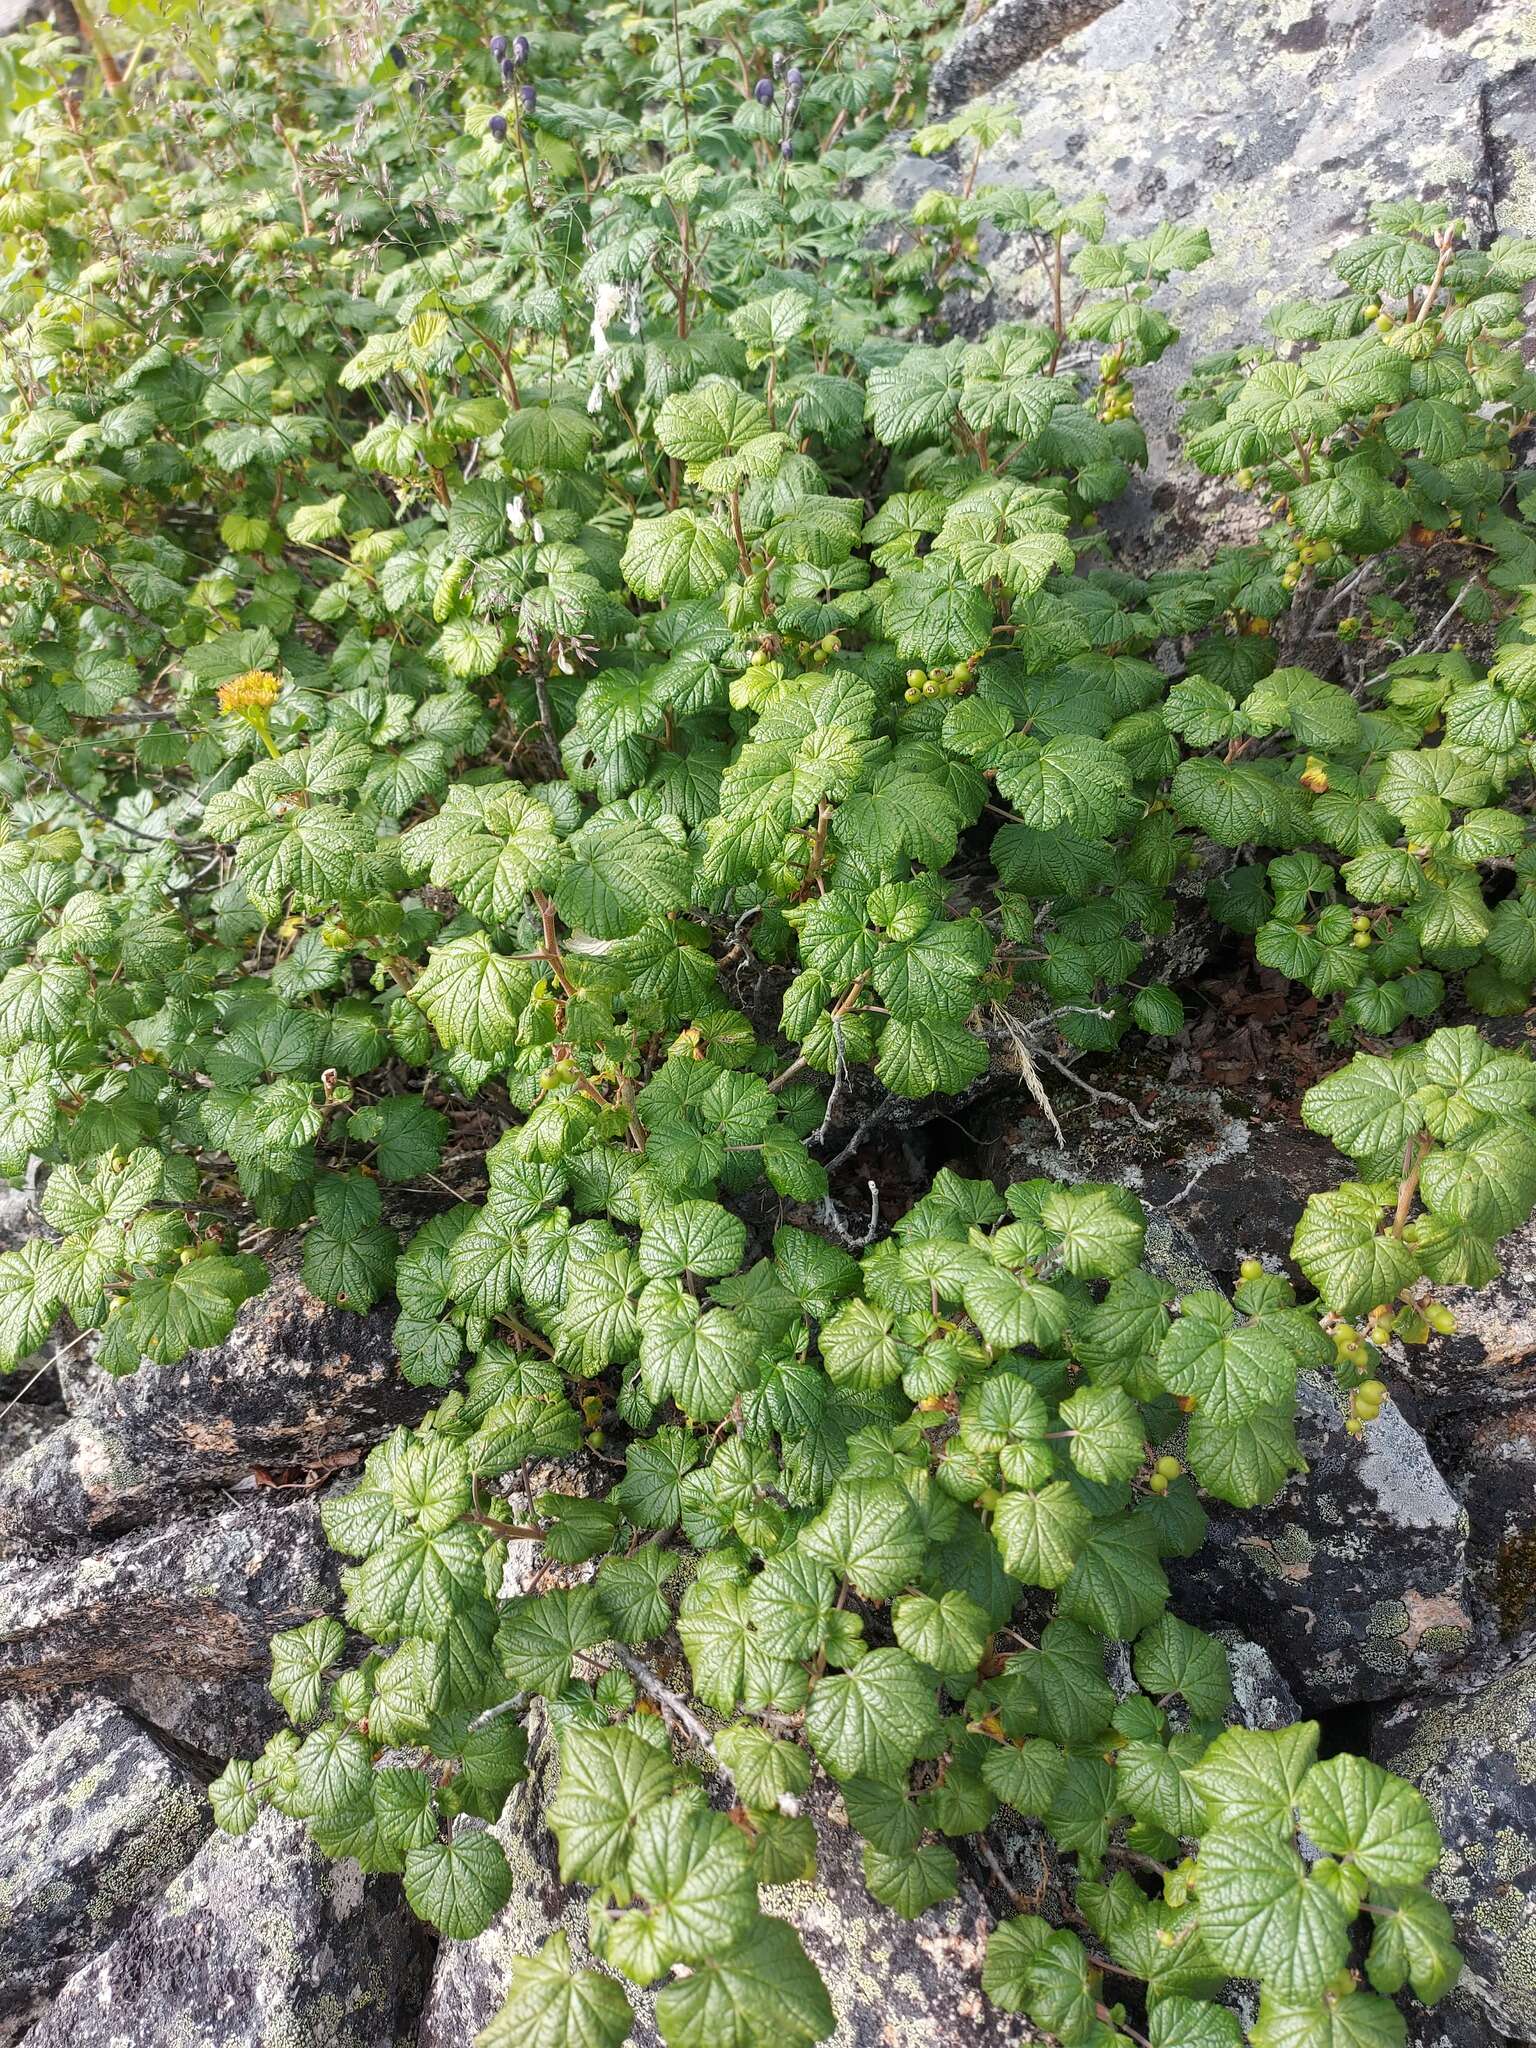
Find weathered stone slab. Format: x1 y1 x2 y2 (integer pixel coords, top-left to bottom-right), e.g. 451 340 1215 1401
0 1499 338 1693
19 1808 429 2048
0 1699 208 2046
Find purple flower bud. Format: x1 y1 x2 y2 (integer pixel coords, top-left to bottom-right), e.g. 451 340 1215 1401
501 56 515 83
754 76 774 105
780 138 793 161
771 49 784 76
512 33 530 63
519 82 536 111
786 65 803 88
489 33 507 58
388 42 405 66
488 112 508 140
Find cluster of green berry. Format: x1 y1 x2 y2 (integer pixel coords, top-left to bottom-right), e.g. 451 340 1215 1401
903 653 980 702
1279 530 1340 590
1320 1291 1457 1436
1146 1452 1184 1497
1096 347 1134 424
747 633 844 673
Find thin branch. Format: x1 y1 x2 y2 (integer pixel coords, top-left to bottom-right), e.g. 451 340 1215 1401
1034 1046 1156 1133
604 1643 737 1787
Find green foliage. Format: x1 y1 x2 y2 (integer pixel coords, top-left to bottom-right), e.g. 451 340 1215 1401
4 3 1529 2044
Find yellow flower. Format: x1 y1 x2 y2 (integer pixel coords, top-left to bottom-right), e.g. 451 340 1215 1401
217 668 282 717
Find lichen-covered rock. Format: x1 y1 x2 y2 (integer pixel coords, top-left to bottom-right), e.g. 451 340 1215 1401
0 1699 208 2046
1219 1634 1302 1730
1393 1216 1536 1425
0 1690 78 1785
0 1235 428 1553
1376 1652 1536 2040
0 1418 159 1554
419 1707 1030 2048
18 1807 430 2048
764 1776 1019 2048
919 0 1536 550
1172 1372 1476 1708
979 1078 1338 1284
0 1499 339 1693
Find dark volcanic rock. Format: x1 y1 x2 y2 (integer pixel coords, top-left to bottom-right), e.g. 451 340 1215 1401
1171 1371 1475 1709
19 1807 430 2048
0 1699 208 2046
0 1234 426 1551
0 1499 339 1694
0 1401 64 1468
1377 1652 1536 2041
1404 1992 1520 2048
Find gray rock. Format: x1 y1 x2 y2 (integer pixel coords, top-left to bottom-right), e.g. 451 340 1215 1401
415 1711 630 2048
920 0 1536 547
1376 1652 1536 2040
0 0 71 34
0 1699 208 2046
1392 1216 1536 1423
20 1807 430 2048
1120 1213 1477 1708
929 0 1116 114
106 1671 288 1765
0 1402 65 1469
0 1419 160 1555
0 1690 79 1785
0 1499 339 1694
1404 1991 1519 2048
1171 1370 1476 1708
0 1235 427 1552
